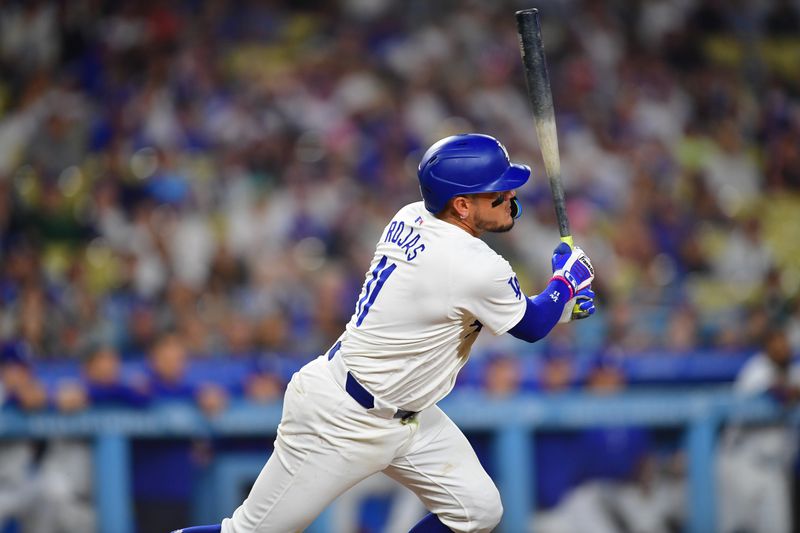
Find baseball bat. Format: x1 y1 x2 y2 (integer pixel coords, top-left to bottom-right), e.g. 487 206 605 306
515 8 573 248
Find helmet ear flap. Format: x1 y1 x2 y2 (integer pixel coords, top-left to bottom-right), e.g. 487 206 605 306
510 197 522 219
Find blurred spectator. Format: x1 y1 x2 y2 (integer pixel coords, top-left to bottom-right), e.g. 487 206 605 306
763 0 800 36
0 438 36 531
59 343 150 409
535 356 684 533
717 327 800 533
34 343 153 533
0 340 47 410
83 344 150 407
712 214 774 292
787 295 800 354
663 304 702 353
27 438 95 533
133 332 227 532
537 353 576 393
604 298 657 355
484 351 523 398
0 341 96 532
0 2 60 72
0 341 45 531
144 332 228 414
242 353 284 403
765 124 800 190
701 125 760 217
532 354 582 513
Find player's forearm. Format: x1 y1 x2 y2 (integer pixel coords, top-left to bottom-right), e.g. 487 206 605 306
507 278 571 343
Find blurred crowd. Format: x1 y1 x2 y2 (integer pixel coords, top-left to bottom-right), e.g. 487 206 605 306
3 322 799 532
0 333 276 533
1 0 800 367
4 2 800 531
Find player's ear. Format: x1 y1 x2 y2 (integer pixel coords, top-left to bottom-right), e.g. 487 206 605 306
451 196 471 220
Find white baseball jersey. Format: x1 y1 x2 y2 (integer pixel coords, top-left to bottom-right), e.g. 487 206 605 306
336 201 527 412
717 353 800 533
723 353 800 464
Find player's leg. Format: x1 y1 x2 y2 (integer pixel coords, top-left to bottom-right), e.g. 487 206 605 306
716 449 754 533
222 444 371 532
755 466 791 533
384 480 428 533
384 406 502 533
222 356 411 533
0 443 38 522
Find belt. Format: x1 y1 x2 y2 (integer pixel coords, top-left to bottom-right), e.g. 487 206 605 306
327 341 418 421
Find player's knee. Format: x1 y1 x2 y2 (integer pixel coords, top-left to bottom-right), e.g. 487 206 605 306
440 481 502 532
476 486 503 531
462 483 502 532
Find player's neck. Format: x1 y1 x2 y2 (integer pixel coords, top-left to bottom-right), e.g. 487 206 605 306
436 212 482 237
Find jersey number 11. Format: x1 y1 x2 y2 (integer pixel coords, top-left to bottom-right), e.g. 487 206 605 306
354 255 397 327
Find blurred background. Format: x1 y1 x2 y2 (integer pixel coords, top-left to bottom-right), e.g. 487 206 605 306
0 0 799 532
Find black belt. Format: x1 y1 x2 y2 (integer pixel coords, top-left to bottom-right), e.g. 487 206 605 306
328 341 418 421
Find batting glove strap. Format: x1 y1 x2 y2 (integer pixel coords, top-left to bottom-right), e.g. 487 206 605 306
550 273 576 299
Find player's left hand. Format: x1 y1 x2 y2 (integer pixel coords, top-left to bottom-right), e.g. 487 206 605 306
551 242 572 272
559 286 596 323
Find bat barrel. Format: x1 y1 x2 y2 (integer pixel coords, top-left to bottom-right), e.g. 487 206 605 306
515 9 554 125
515 7 572 241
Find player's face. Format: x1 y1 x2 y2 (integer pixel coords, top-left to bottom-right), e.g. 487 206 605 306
468 190 516 233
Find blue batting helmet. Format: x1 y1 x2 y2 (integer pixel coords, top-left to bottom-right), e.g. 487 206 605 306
417 133 531 214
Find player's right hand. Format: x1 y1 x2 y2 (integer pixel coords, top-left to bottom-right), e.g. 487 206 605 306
550 243 594 297
572 286 596 319
558 286 596 323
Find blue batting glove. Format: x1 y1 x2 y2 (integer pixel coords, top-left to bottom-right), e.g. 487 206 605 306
558 286 596 323
551 245 594 297
551 242 572 272
572 286 596 320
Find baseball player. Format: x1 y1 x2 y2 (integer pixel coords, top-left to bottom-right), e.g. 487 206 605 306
717 327 800 533
174 133 595 533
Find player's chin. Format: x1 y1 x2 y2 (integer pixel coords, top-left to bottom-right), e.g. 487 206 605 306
489 220 515 233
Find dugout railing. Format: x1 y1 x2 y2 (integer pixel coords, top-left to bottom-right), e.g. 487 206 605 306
0 391 797 533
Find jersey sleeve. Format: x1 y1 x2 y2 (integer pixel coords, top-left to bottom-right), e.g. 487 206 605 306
451 250 527 336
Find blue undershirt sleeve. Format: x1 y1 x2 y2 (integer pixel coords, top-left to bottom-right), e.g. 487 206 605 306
507 278 571 343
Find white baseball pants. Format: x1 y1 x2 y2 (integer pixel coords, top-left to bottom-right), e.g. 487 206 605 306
221 355 502 533
717 447 792 533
